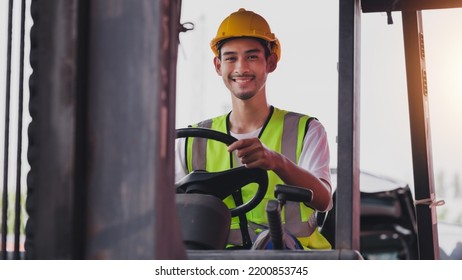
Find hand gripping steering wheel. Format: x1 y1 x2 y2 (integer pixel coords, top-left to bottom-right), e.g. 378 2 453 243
175 127 268 217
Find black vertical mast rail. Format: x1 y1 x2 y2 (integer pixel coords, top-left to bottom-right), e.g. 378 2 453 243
13 0 28 260
336 0 362 251
1 0 14 260
26 0 83 259
402 10 440 260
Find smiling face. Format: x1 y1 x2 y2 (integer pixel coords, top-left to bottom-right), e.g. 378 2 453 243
214 37 277 101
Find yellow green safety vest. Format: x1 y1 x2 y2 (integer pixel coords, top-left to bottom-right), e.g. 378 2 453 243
185 106 331 249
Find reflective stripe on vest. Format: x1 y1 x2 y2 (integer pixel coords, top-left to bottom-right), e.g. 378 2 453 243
191 119 213 171
185 107 328 249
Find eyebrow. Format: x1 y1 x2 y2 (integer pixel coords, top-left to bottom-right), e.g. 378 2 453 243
222 48 262 57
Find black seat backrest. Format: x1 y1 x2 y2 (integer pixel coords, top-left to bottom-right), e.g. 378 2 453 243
176 194 231 250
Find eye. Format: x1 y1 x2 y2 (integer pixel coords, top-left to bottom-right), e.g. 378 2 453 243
223 56 236 62
247 55 259 60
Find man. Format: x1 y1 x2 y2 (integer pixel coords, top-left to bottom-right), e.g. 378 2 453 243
175 8 332 249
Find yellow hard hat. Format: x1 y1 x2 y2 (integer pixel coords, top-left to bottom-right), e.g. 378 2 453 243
210 8 281 61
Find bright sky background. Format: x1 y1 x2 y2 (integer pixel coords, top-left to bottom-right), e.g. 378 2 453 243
176 1 462 223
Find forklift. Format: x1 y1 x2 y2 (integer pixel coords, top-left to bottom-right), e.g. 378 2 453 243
2 0 462 260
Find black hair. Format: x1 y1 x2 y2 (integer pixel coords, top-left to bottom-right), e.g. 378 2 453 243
217 37 272 59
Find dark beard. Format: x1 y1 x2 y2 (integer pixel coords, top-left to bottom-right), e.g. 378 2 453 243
235 92 255 100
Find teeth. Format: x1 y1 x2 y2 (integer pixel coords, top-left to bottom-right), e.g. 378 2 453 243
234 78 252 83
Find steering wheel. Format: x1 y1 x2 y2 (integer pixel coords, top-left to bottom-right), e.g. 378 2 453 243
175 127 268 217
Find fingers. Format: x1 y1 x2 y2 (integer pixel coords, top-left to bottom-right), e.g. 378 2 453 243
228 138 254 152
227 138 258 156
228 138 273 170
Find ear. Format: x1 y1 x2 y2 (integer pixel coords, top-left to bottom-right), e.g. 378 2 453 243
213 56 222 76
267 53 278 73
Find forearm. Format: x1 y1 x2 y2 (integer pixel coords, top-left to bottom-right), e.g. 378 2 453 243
271 152 332 212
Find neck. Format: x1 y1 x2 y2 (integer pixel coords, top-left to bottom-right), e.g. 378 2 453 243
229 99 270 134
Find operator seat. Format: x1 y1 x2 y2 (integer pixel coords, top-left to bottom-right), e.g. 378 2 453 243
176 193 231 250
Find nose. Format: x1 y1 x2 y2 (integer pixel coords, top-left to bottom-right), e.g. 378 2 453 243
234 58 250 74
